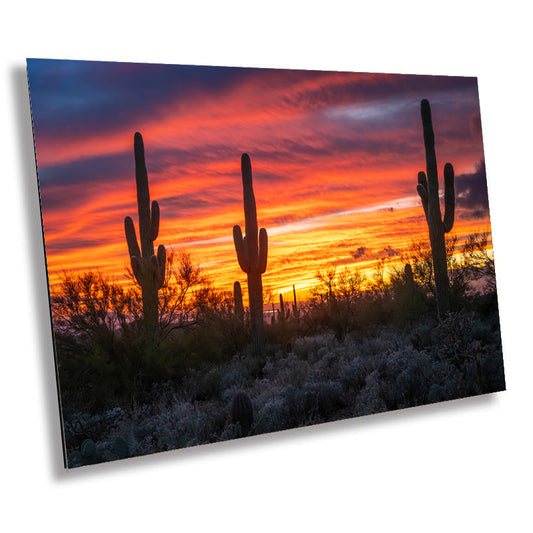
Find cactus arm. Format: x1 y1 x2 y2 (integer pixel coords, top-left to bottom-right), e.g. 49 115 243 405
443 163 455 233
233 225 249 272
417 172 429 221
243 235 249 265
124 216 141 259
150 200 160 241
258 228 268 274
130 255 142 284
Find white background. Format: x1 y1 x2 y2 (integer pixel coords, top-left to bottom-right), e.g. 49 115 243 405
1 1 531 531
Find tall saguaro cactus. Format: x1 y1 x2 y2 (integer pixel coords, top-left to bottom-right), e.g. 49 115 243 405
233 154 268 353
416 99 455 318
124 132 166 330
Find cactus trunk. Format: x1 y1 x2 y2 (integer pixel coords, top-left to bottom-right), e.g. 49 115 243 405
416 100 455 319
233 154 268 354
124 132 166 331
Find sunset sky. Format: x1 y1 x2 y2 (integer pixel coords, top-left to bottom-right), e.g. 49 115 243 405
27 59 492 301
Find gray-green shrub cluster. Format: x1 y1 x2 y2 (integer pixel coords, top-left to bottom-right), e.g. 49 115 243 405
64 307 504 467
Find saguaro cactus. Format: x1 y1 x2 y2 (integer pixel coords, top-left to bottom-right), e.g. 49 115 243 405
231 390 254 435
279 293 286 321
233 154 268 353
416 99 455 319
234 281 244 322
124 132 166 330
292 284 299 319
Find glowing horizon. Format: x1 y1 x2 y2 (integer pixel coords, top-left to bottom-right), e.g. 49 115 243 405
27 60 494 302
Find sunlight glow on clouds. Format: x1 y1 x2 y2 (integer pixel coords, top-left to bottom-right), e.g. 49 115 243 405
27 59 492 296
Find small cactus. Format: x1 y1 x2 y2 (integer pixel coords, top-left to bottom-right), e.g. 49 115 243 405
416 99 455 319
233 154 268 354
80 439 98 465
231 391 254 435
124 132 166 330
403 263 414 287
112 436 130 460
279 293 286 321
292 284 299 320
234 281 244 322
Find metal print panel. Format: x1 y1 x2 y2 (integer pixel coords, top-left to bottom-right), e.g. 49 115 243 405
27 59 505 468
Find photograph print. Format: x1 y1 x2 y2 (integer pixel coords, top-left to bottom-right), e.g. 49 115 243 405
27 59 505 468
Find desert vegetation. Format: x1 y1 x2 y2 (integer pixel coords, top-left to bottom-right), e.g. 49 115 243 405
50 102 504 468
54 230 503 467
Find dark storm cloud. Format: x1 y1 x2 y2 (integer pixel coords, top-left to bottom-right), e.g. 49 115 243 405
37 151 131 187
144 145 238 174
27 58 480 148
282 71 477 116
27 59 252 139
455 160 490 218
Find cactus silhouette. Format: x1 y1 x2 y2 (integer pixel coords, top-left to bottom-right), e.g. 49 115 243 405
416 99 455 318
80 439 99 465
231 390 254 435
112 436 130 460
403 263 414 287
124 132 166 330
234 281 244 322
233 154 268 354
292 284 299 319
279 293 286 321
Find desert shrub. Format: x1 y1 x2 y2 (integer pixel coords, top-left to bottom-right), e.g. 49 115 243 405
305 381 347 421
354 370 388 416
60 296 505 466
291 334 337 363
339 356 370 395
389 350 435 408
409 320 435 351
477 344 506 393
308 267 366 341
271 353 312 387
254 395 288 435
390 270 428 325
265 313 307 352
220 366 247 396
